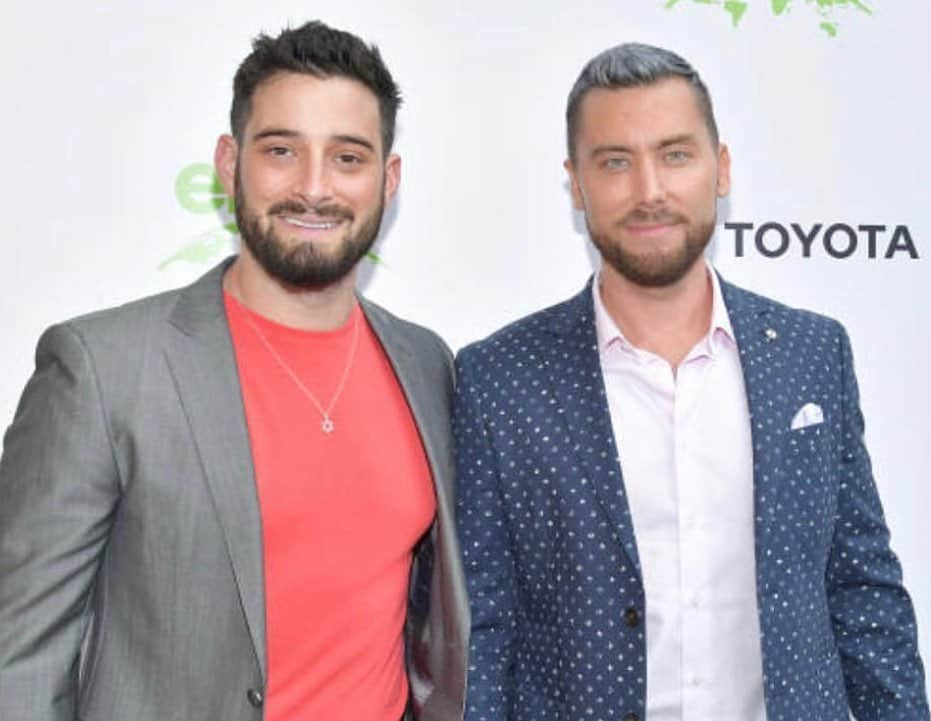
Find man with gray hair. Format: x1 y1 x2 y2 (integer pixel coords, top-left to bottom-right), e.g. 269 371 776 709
454 42 928 721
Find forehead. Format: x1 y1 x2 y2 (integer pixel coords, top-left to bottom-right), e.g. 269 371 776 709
575 77 711 147
245 71 382 149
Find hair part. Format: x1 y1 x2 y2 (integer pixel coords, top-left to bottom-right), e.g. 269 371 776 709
565 42 719 163
230 20 402 155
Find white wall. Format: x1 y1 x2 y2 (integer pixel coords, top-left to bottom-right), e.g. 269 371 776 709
3 0 928 692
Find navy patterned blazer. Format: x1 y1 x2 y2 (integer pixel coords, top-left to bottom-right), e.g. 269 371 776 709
453 275 928 721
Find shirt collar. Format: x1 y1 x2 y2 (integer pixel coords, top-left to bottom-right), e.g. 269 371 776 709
592 259 736 358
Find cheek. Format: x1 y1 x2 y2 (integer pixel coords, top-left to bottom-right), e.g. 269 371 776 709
341 173 386 207
584 181 632 218
675 172 719 215
240 154 301 199
240 169 286 205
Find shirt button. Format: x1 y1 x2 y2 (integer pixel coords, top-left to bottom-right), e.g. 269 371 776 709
623 607 640 627
623 713 641 721
688 593 700 608
247 688 264 708
688 674 703 687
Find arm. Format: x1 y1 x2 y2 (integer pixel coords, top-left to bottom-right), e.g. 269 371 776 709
0 323 121 721
453 349 517 721
826 327 929 721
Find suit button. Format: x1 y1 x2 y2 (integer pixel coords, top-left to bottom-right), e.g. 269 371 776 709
623 713 640 721
623 607 640 627
247 688 264 708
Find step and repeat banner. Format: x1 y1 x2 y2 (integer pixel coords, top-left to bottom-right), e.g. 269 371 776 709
3 0 929 690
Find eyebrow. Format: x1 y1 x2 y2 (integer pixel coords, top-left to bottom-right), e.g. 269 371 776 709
250 128 376 153
589 134 699 159
656 133 697 149
589 144 632 159
251 128 301 142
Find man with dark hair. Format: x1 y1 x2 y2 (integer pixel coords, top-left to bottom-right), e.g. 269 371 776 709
0 21 467 721
455 42 928 721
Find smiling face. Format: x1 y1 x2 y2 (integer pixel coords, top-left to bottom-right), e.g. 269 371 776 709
215 71 400 288
565 77 730 288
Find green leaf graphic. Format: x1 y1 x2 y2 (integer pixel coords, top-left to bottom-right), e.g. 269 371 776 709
665 0 873 34
725 1 749 25
159 225 237 270
814 0 871 13
174 163 232 214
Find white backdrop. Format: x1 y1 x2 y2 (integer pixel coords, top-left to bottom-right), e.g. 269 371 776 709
3 0 929 694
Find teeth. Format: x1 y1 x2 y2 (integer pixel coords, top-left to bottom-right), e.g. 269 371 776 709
283 216 341 230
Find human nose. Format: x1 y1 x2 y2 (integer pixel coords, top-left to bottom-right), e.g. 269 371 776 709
634 158 666 207
291 153 332 202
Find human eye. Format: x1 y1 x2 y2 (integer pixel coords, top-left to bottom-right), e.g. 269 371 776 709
601 156 630 172
332 147 373 171
665 148 692 165
265 144 295 158
336 152 363 165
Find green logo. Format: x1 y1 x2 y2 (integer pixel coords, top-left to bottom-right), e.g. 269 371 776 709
664 0 873 37
159 163 238 270
160 162 383 270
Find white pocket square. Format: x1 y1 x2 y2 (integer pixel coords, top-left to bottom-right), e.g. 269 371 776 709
790 402 824 430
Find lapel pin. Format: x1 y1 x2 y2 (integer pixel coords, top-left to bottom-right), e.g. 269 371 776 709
764 328 778 341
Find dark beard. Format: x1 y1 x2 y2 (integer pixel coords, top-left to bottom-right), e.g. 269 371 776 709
589 210 714 288
234 183 384 289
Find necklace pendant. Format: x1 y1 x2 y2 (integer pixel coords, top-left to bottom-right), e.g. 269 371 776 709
321 417 335 433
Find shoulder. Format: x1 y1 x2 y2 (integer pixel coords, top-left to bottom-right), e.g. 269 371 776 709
721 277 847 338
62 259 229 339
36 260 227 371
720 277 855 375
457 284 591 372
360 296 453 371
62 286 185 340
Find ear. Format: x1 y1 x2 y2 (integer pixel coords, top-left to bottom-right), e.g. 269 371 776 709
383 153 401 204
214 134 239 198
716 143 731 198
564 158 585 211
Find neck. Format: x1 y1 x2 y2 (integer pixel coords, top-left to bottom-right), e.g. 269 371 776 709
224 251 358 331
598 258 713 369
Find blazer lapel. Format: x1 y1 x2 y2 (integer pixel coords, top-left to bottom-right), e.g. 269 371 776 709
362 299 470 711
361 300 451 491
542 280 642 575
722 279 802 556
162 259 267 679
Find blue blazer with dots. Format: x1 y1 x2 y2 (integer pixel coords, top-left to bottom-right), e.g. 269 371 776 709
453 276 928 721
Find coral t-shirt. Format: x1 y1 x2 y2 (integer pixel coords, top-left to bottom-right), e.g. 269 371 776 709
225 293 435 721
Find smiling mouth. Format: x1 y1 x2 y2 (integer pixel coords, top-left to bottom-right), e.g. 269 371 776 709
280 215 344 230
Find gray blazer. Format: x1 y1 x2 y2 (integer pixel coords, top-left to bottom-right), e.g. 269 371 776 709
0 259 468 721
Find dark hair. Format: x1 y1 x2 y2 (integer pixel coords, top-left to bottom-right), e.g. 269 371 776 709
566 42 718 163
230 20 402 155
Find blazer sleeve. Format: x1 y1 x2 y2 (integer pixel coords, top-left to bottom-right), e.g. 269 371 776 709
453 347 517 721
825 327 930 721
0 323 121 721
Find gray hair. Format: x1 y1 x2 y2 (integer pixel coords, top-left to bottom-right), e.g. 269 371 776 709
566 42 719 162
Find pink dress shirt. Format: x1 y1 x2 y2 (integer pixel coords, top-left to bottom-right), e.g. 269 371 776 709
593 265 768 721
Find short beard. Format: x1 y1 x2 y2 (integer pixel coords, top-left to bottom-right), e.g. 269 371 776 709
234 181 384 289
589 210 714 288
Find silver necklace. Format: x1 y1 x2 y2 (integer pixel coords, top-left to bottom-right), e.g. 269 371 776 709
245 309 361 434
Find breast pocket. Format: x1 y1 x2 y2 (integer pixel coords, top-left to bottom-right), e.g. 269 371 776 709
784 421 832 472
780 424 838 541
